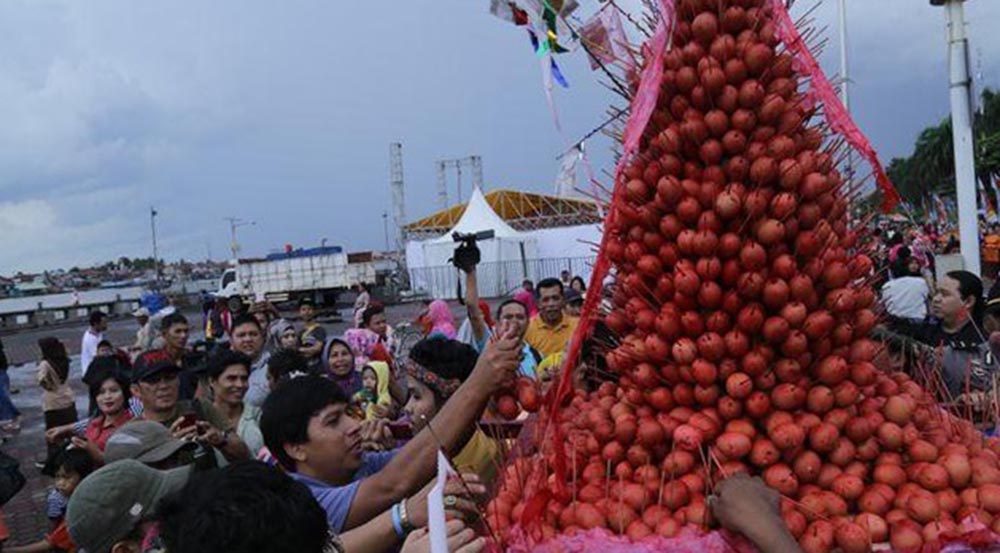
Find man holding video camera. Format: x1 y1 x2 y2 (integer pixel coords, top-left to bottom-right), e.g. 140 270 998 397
454 232 542 379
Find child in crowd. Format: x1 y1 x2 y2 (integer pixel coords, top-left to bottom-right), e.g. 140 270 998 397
354 365 379 413
353 362 392 420
8 448 94 553
95 340 115 358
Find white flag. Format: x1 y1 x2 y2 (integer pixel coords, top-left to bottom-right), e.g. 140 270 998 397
554 144 583 197
427 451 457 553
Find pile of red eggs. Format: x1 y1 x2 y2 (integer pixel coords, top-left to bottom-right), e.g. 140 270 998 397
484 0 1000 551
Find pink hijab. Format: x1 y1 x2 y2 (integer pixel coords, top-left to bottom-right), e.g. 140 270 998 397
343 328 380 371
426 299 457 339
513 289 538 317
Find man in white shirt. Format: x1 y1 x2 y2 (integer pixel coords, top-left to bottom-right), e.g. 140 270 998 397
881 257 931 322
80 311 108 379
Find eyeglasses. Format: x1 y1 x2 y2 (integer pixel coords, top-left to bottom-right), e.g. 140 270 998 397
141 371 179 385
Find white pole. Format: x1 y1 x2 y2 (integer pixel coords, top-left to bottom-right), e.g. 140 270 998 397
837 0 850 112
837 0 856 205
943 0 980 275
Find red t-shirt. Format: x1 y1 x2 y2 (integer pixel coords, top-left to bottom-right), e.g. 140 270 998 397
85 410 134 451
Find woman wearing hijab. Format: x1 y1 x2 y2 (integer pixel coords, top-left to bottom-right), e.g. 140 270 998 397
426 299 457 340
267 319 299 352
343 328 381 370
321 337 363 398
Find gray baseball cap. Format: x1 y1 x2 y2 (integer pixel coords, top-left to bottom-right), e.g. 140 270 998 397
67 459 190 553
104 420 195 465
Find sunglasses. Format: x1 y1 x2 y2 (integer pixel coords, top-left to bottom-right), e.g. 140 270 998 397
140 371 179 385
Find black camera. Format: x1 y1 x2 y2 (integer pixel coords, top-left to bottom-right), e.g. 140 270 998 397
451 230 494 273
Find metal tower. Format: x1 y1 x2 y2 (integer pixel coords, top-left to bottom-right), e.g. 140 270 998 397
436 155 484 208
389 143 406 252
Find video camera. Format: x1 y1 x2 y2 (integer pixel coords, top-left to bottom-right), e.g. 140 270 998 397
451 229 495 273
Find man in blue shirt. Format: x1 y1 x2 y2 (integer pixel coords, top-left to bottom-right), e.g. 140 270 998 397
260 327 520 541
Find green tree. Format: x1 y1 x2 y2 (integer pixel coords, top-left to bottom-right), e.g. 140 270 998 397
889 87 1000 206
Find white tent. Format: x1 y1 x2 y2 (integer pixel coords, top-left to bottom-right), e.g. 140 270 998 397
406 188 537 298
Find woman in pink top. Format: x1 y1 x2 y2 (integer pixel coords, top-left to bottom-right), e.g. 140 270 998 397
512 289 538 318
75 364 133 464
426 299 457 339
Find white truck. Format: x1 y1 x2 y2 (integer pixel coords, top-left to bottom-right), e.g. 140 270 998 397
217 246 377 305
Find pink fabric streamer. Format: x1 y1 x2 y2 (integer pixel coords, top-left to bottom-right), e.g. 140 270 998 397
767 0 900 213
503 527 757 553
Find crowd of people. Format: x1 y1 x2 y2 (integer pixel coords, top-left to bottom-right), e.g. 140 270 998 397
13 219 1000 552
0 224 972 552
0 268 640 553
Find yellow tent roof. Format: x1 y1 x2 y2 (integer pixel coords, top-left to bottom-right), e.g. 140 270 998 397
403 189 602 239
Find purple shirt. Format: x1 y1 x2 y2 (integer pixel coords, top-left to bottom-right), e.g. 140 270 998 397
289 449 397 532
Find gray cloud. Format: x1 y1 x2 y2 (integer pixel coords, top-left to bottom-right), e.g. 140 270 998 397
0 0 996 273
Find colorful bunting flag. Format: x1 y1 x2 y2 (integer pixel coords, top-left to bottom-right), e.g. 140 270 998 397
550 57 569 88
555 143 583 197
489 0 529 25
580 6 631 71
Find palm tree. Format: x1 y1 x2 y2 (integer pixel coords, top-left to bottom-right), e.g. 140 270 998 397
887 88 1000 207
975 88 1000 189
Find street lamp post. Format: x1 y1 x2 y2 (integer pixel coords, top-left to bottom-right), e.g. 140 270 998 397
150 207 161 286
931 0 980 275
224 217 255 260
382 211 390 252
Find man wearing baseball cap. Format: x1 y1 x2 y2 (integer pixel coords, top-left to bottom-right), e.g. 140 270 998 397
67 460 190 553
54 351 250 462
128 351 248 462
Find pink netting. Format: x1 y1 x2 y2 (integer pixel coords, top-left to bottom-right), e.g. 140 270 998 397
502 526 756 553
764 0 900 213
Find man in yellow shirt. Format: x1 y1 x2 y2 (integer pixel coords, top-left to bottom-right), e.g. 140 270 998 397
525 278 579 358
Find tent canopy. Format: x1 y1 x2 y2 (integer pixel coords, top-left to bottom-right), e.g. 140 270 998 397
428 188 520 243
405 188 602 240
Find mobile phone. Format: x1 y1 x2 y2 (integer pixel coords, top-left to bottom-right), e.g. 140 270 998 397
389 423 413 440
178 413 198 430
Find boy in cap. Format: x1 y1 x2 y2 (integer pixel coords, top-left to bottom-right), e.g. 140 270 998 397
131 307 154 355
104 420 199 469
66 460 190 553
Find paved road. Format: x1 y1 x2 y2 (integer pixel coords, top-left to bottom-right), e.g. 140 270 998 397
0 299 474 545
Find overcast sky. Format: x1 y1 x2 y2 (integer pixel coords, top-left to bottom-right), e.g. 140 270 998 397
0 0 997 274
